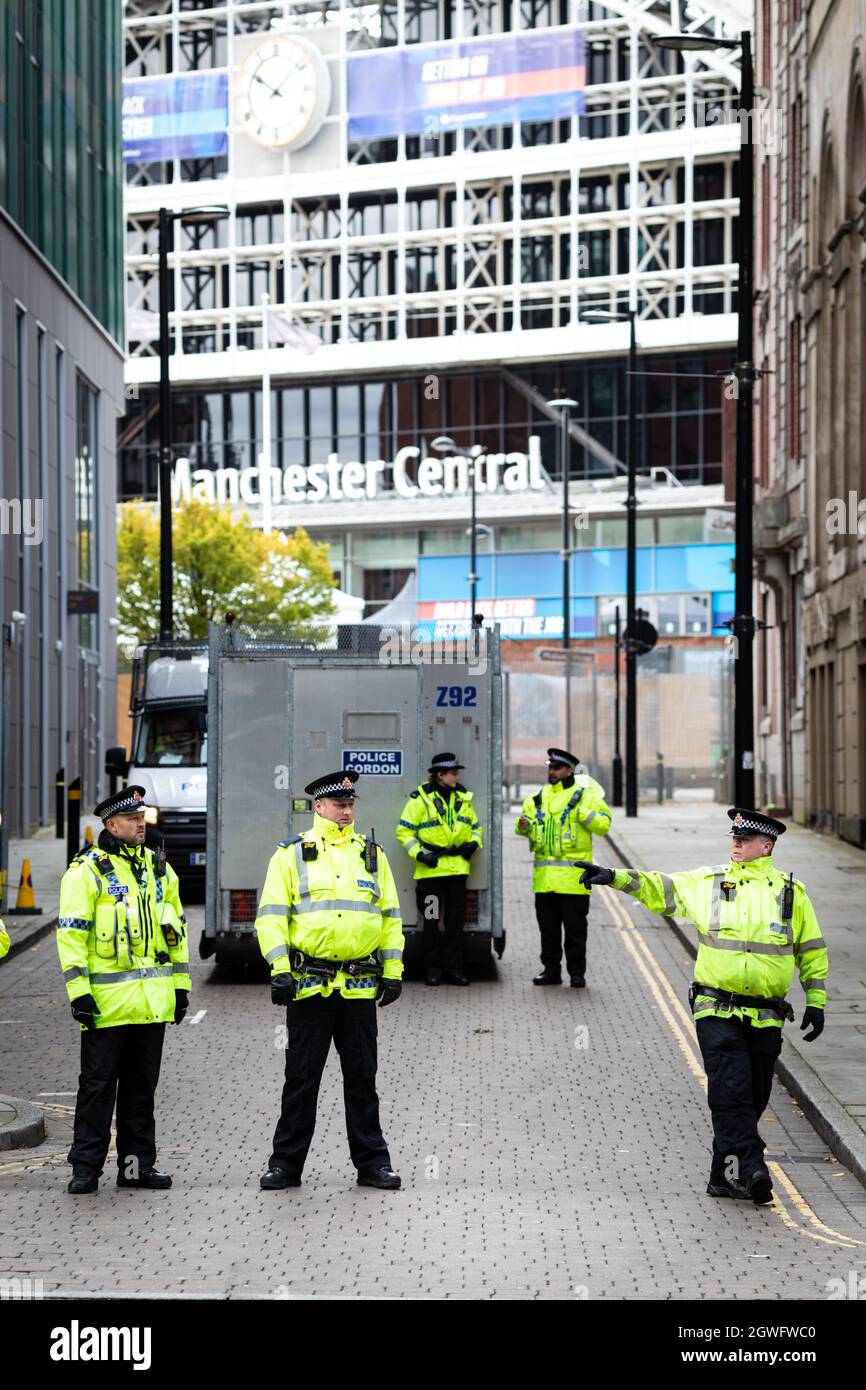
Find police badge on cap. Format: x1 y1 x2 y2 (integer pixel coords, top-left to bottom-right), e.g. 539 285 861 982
93 785 150 820
727 807 787 839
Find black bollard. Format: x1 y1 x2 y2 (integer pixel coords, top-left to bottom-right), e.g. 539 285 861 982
55 767 65 839
656 751 664 806
67 777 81 866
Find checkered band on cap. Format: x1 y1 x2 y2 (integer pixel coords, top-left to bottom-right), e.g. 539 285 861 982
728 809 783 838
95 785 148 818
306 771 359 797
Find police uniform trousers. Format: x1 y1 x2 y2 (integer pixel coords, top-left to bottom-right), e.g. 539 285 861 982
68 1023 166 1175
416 876 467 973
271 993 391 1177
535 892 589 978
696 1014 783 1183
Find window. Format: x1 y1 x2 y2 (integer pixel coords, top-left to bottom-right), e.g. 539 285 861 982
75 377 99 650
237 204 284 245
596 593 710 637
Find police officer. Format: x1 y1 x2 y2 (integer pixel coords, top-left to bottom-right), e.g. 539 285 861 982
576 807 828 1204
396 752 483 986
57 786 190 1195
516 748 611 988
0 919 9 959
256 770 403 1191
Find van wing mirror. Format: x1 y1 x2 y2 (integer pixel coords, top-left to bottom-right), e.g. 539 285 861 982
105 745 129 778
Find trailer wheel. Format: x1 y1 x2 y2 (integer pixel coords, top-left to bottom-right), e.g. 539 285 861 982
199 931 216 960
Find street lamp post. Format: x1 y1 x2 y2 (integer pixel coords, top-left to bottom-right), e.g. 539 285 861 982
545 397 578 751
431 435 482 620
582 309 638 814
156 205 228 642
613 603 623 806
157 207 173 643
656 30 757 805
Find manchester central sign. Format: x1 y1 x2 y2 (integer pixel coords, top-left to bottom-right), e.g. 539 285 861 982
172 436 546 506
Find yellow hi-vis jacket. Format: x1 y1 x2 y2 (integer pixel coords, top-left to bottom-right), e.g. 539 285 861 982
0 920 9 960
396 782 483 879
610 856 828 1028
57 843 190 1029
255 812 404 1001
515 776 612 895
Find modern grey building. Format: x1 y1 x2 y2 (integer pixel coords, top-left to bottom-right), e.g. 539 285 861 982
0 0 125 850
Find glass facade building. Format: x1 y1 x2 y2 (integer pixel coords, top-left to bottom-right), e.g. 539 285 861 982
0 0 125 839
0 0 124 342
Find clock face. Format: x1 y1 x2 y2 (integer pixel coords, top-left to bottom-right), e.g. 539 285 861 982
235 36 331 151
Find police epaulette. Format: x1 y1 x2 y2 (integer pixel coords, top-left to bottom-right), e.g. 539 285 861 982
279 835 304 849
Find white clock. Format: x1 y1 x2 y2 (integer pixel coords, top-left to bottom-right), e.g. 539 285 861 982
234 35 331 151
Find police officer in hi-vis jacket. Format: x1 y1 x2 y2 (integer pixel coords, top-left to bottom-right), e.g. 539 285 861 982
516 748 612 988
256 770 404 1192
576 807 829 1204
57 786 190 1195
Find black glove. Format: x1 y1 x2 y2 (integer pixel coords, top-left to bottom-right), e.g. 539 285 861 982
417 849 439 868
800 1006 824 1042
173 989 189 1025
459 842 478 859
377 979 402 1008
71 994 100 1030
573 860 615 889
271 974 297 1006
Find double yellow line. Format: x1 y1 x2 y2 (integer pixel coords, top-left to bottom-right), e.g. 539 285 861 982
600 885 864 1250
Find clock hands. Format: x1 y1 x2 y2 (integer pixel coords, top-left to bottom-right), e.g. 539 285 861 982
253 72 283 99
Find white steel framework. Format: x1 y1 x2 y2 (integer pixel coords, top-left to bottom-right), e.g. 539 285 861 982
123 0 752 388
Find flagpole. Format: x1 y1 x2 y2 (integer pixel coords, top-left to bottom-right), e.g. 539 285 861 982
260 290 272 535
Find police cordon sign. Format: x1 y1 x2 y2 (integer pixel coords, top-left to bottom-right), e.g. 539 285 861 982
343 750 403 776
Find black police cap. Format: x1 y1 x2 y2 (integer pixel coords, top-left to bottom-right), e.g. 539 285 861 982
547 748 579 768
429 752 465 771
727 807 787 839
304 770 359 799
94 785 150 820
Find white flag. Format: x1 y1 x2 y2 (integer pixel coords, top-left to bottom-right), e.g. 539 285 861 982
269 310 321 355
127 307 161 343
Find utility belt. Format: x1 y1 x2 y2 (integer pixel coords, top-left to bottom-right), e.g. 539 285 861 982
690 981 795 1023
289 947 382 980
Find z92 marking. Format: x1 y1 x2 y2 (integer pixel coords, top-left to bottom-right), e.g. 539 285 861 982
435 685 477 708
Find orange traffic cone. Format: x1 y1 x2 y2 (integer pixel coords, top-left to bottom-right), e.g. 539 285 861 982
8 858 41 915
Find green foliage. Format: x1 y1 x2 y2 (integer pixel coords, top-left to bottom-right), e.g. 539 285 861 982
117 499 335 648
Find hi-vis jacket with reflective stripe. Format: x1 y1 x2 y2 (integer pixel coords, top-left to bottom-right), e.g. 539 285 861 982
57 843 189 1029
515 776 612 895
255 812 404 1001
396 783 483 879
610 856 828 1028
0 920 9 960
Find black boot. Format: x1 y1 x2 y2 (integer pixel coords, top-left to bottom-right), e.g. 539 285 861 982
116 1166 172 1189
67 1166 98 1195
260 1165 301 1190
569 976 586 988
425 969 442 986
357 1165 401 1190
706 1177 750 1199
746 1169 773 1205
532 969 562 985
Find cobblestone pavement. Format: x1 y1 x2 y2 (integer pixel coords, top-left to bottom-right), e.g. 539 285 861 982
1 825 865 1300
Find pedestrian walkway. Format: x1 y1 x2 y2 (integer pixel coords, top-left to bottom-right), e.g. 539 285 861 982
604 801 866 1184
0 818 99 961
